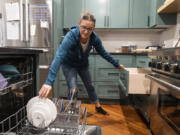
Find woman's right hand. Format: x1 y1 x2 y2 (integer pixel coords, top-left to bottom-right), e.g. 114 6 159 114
39 84 52 98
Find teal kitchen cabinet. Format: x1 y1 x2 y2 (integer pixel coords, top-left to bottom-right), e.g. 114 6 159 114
149 0 176 27
85 0 129 28
94 55 135 81
109 0 129 28
95 81 120 99
63 0 83 28
58 54 147 99
129 0 150 28
84 0 107 28
59 55 95 81
58 81 89 98
59 81 68 97
136 56 151 68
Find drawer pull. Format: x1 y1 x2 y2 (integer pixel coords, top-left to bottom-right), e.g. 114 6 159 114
107 90 118 93
108 73 119 76
139 61 146 63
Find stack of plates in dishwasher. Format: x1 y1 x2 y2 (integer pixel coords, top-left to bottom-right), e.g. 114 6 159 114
26 96 57 128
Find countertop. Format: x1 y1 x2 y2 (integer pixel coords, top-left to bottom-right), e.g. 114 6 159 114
90 52 148 56
0 47 43 54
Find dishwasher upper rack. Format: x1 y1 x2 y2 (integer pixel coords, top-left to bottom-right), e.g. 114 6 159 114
0 99 87 135
0 72 33 95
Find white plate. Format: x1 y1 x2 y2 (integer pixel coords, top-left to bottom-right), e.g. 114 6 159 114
26 96 57 128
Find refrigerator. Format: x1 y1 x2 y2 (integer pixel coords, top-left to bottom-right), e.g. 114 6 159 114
1 0 54 91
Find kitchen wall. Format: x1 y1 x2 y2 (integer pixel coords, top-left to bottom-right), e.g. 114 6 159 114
96 13 180 52
159 13 180 48
95 29 161 52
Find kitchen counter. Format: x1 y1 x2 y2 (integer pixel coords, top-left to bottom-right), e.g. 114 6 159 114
0 47 43 54
90 52 148 56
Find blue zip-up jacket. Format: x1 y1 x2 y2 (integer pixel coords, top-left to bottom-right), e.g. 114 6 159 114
45 26 120 86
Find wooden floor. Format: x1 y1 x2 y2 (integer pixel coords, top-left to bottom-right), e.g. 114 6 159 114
81 104 152 135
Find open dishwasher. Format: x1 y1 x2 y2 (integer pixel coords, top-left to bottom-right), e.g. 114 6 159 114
0 99 88 135
0 48 102 135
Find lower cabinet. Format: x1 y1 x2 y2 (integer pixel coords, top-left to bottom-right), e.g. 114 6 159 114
95 81 120 99
136 56 151 68
58 54 150 99
58 80 89 98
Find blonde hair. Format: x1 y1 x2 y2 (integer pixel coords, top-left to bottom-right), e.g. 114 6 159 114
80 11 96 24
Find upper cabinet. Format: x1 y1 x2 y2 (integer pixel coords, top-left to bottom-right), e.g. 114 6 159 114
84 0 108 28
85 0 129 28
149 0 176 27
63 0 83 28
63 0 177 29
158 0 180 13
129 0 150 28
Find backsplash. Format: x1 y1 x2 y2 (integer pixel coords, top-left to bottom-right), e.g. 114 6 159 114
159 13 180 48
95 29 160 52
95 13 180 52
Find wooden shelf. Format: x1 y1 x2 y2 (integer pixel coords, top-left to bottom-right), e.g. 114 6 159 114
157 0 180 13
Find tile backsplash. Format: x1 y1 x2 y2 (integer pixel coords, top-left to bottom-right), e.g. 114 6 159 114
159 13 180 48
95 29 160 52
95 13 180 52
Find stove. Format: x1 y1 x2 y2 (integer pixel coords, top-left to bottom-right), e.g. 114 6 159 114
148 47 180 78
146 47 180 135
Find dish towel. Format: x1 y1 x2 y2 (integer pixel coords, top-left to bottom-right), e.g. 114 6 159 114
0 73 8 90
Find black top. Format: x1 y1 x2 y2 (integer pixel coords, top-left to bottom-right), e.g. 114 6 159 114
0 47 43 55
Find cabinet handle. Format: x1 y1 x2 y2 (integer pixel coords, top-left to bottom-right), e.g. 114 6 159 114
147 16 150 27
107 16 109 27
139 61 146 63
104 16 105 27
108 73 119 76
108 90 118 93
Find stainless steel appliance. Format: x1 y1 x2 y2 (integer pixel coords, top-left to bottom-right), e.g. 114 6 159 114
0 48 42 133
146 47 180 135
1 0 54 88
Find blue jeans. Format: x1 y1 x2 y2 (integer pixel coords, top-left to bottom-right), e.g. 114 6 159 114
62 64 99 103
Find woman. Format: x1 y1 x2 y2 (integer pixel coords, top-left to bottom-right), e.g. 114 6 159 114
39 11 124 115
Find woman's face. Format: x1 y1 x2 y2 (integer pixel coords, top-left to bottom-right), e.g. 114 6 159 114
79 20 95 41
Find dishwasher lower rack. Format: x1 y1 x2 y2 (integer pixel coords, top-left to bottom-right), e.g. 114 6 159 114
0 99 87 135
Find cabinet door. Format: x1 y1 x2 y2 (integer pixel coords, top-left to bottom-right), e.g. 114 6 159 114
95 81 120 99
109 0 129 28
85 0 108 28
64 0 83 28
136 56 151 68
129 0 149 28
149 0 176 27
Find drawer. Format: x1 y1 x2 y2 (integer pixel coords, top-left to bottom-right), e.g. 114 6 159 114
95 67 119 81
58 81 89 98
136 56 151 68
59 56 94 81
95 81 120 99
95 55 136 68
58 81 68 97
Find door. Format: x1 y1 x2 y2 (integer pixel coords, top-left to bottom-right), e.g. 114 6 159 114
64 0 83 28
129 0 149 28
146 74 180 135
109 0 129 28
27 0 53 48
85 0 108 28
